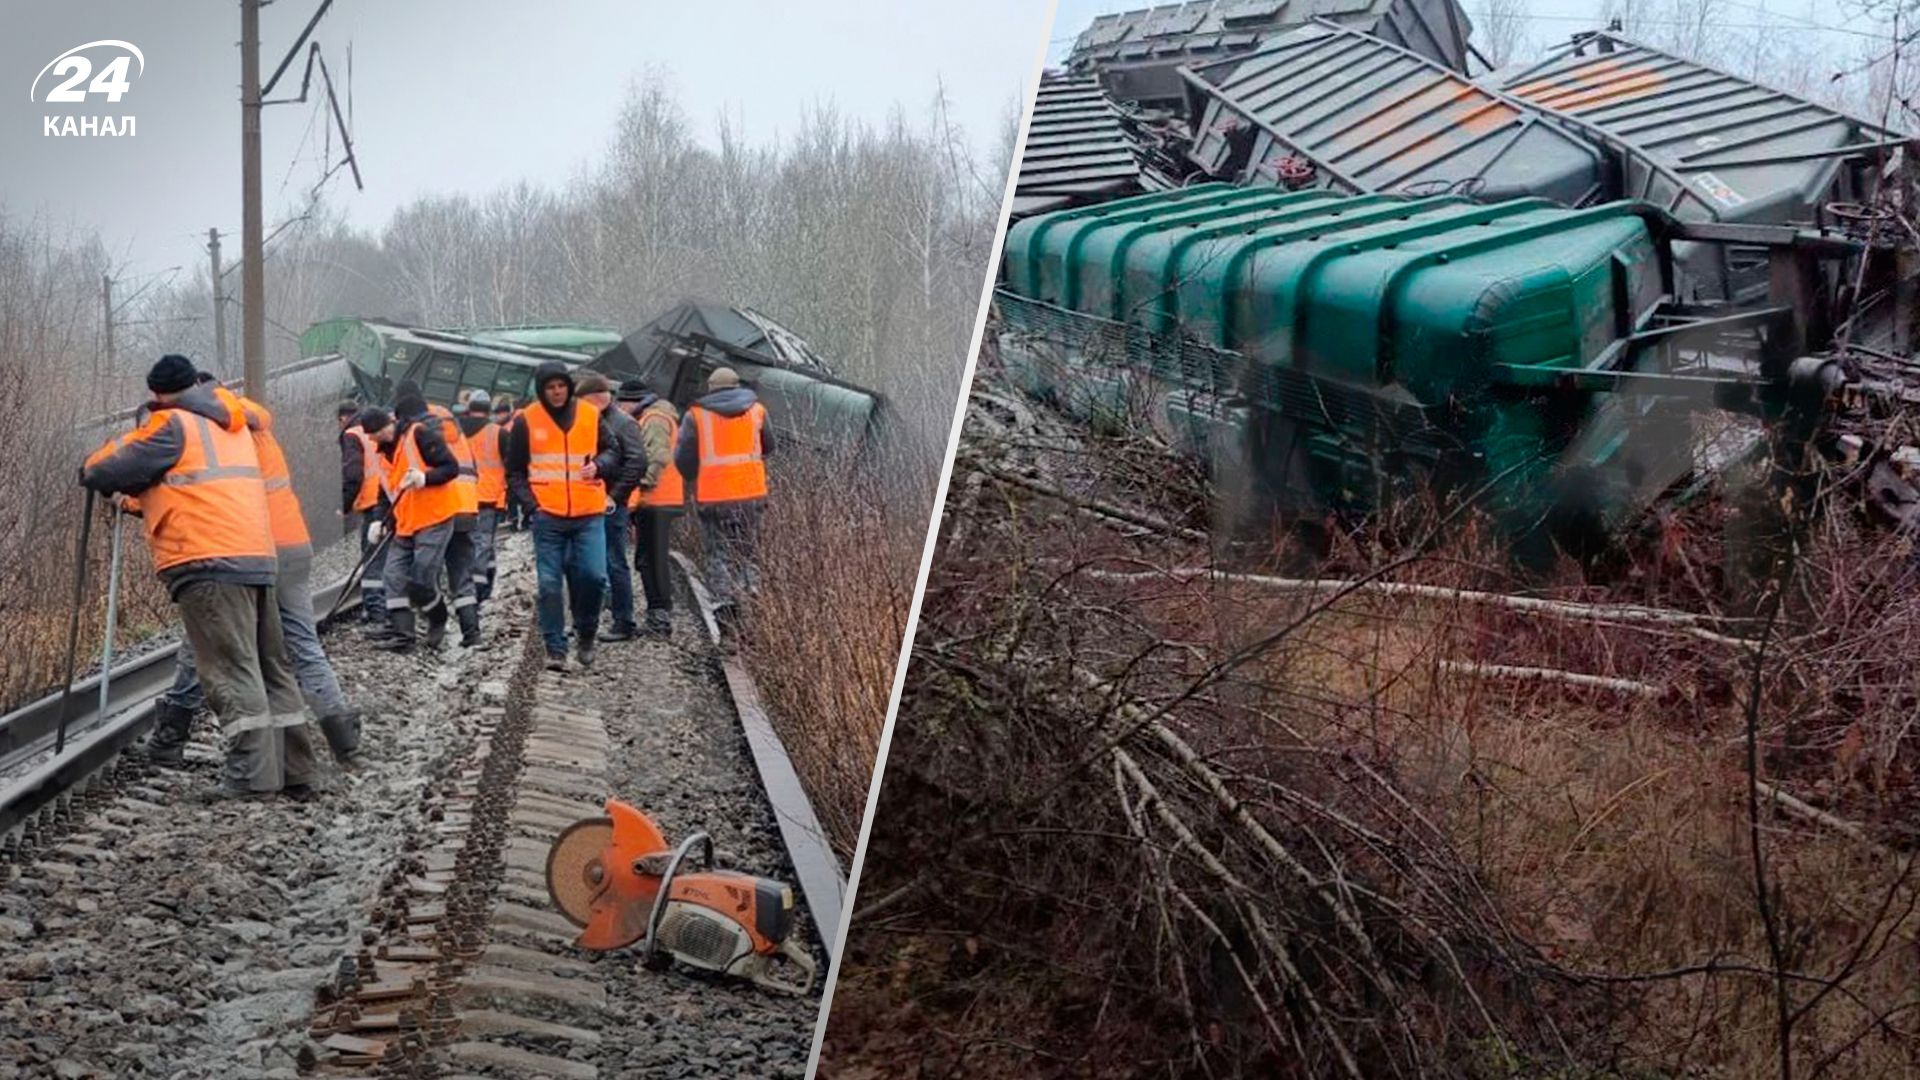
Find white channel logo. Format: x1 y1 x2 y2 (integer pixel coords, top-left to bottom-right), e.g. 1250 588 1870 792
31 40 144 137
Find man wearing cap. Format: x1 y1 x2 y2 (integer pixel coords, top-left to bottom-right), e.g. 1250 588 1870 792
505 361 619 670
459 391 508 604
675 366 773 615
621 381 685 637
80 354 318 800
573 372 647 641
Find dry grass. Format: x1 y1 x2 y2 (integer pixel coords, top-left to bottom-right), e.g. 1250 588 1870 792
736 455 920 858
819 344 1920 1078
0 209 353 715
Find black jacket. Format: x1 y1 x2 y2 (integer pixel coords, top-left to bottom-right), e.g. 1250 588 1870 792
600 402 649 509
340 427 365 515
504 361 618 516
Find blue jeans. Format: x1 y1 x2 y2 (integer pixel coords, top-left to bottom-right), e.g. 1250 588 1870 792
532 511 608 655
603 507 635 631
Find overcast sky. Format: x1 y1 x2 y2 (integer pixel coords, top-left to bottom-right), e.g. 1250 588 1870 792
2 0 1057 278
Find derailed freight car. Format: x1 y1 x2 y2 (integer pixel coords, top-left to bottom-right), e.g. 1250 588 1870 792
1173 21 1905 300
997 185 1856 556
1067 0 1475 109
1494 30 1905 299
583 299 883 461
1181 21 1608 206
303 303 883 464
304 317 617 407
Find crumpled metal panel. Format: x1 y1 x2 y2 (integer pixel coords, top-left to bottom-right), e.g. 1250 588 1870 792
1066 0 1474 107
1496 30 1904 294
1183 21 1607 205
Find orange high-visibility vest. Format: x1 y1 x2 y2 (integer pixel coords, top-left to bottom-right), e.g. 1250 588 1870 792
427 404 480 516
85 407 275 574
344 426 381 511
523 401 605 518
689 402 768 505
637 408 685 509
218 389 312 557
388 423 464 537
470 422 507 509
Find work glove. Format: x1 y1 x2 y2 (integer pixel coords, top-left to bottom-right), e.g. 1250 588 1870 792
367 519 387 545
399 468 427 492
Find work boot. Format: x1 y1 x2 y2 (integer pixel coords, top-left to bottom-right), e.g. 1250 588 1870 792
378 608 417 653
602 622 636 642
457 605 482 648
144 701 195 766
424 601 449 649
361 596 388 625
545 651 570 673
195 782 266 804
575 635 597 670
642 611 672 640
316 709 362 763
282 783 317 804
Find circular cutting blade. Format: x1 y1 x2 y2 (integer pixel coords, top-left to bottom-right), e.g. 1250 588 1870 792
546 817 614 927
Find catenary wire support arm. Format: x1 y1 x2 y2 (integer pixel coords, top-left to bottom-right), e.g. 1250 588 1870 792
260 0 334 99
262 40 361 193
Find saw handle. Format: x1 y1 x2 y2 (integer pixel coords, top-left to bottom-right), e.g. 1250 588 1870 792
641 831 714 967
749 938 818 996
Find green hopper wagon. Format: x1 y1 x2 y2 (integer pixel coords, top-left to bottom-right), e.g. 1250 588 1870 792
999 183 1854 553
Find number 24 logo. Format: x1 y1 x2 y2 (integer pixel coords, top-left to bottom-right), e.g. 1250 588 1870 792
29 41 145 104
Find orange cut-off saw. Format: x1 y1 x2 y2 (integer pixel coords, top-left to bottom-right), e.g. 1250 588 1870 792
545 798 815 994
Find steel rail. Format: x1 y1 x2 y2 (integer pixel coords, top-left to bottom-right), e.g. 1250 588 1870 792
669 550 848 953
0 576 352 844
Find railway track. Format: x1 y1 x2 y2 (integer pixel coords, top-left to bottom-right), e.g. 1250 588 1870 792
0 535 841 1079
0 575 352 855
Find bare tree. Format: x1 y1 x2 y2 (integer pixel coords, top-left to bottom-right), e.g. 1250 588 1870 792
1479 0 1528 68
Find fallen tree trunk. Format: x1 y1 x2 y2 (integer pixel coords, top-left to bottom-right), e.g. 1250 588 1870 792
1437 660 1666 699
1083 567 1756 649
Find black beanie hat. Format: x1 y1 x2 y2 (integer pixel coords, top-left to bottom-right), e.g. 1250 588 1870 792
356 406 393 433
393 391 426 420
615 381 650 403
147 354 196 394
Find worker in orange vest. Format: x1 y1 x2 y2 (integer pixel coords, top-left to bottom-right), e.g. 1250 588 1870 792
674 366 771 617
80 354 317 801
150 373 362 766
367 387 481 652
459 391 508 604
619 381 685 638
505 361 619 671
338 401 390 626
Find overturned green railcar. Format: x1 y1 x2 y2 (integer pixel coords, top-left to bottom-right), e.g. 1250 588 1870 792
998 184 1846 551
584 299 883 459
303 303 882 463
